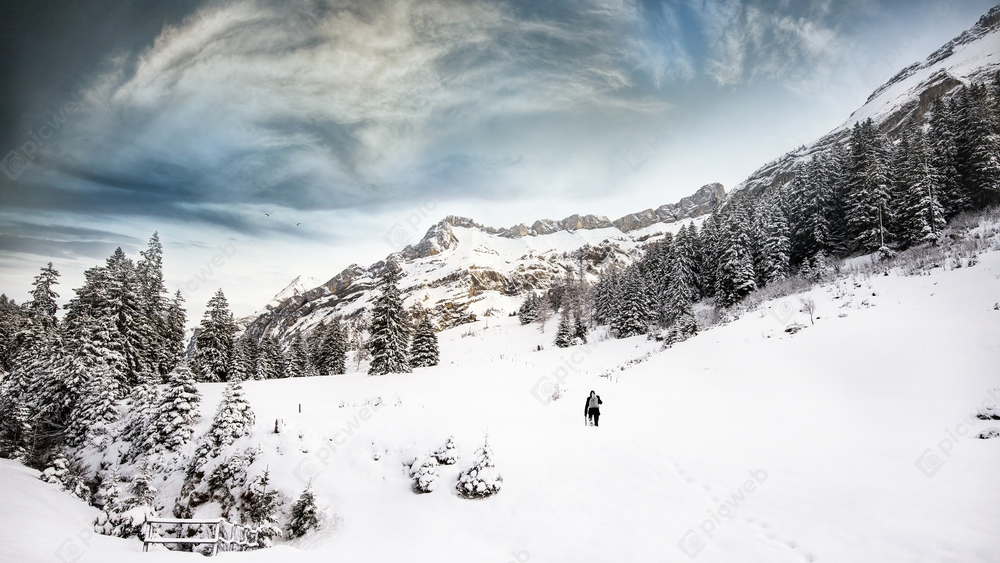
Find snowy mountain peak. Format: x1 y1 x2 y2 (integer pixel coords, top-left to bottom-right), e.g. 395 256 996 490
247 183 725 341
266 275 324 311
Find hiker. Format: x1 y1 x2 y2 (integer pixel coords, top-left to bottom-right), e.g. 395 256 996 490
584 390 602 427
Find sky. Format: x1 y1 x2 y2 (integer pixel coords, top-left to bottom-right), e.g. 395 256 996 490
0 0 996 325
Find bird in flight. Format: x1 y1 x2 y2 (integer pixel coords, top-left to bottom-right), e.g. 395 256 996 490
264 212 272 217
296 222 301 226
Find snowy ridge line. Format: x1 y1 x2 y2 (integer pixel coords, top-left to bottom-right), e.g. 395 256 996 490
731 4 1000 197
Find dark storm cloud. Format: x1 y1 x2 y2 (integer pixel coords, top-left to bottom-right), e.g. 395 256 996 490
0 221 142 260
0 0 992 245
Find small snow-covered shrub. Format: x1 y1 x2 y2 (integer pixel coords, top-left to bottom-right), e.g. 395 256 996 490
456 436 502 499
433 436 460 465
977 404 999 420
94 469 157 539
411 457 439 494
40 452 90 501
977 428 1000 439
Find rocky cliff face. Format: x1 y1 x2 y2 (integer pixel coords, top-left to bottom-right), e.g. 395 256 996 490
245 183 726 342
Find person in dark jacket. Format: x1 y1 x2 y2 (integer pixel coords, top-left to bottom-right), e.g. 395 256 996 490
584 390 602 427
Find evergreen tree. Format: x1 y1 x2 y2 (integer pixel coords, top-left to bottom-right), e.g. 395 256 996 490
367 262 412 375
163 291 187 374
758 197 791 284
411 456 439 493
240 469 282 546
146 363 201 455
287 486 320 538
192 289 236 382
26 262 60 330
189 379 255 471
845 119 894 253
715 209 757 307
256 336 283 380
314 320 348 375
517 292 540 325
954 84 1000 207
285 334 308 378
553 311 574 348
432 436 460 465
611 266 650 338
897 123 946 247
455 435 502 499
593 270 618 326
409 315 439 368
573 311 588 344
228 337 253 383
137 233 171 379
0 294 26 373
119 376 160 460
928 97 967 216
66 366 124 450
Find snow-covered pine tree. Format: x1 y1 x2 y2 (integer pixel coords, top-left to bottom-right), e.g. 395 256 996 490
0 294 26 374
593 269 619 326
118 374 159 461
40 449 89 500
845 119 894 254
715 208 757 307
409 315 439 368
189 378 255 472
954 84 1000 208
611 266 650 338
897 123 946 248
192 289 236 382
411 456 439 493
788 157 832 265
94 468 156 539
554 311 574 348
240 469 282 546
285 334 308 378
228 337 253 382
432 436 460 465
287 486 320 538
455 435 502 499
137 233 171 379
66 366 125 451
26 262 60 330
928 97 968 217
206 451 252 518
163 291 187 373
758 196 791 284
106 247 156 386
573 310 588 344
256 336 283 379
313 320 348 375
367 262 412 375
145 363 201 455
517 292 540 325
674 223 702 300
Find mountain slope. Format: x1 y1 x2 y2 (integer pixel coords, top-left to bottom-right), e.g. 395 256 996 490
247 183 724 340
734 4 1000 197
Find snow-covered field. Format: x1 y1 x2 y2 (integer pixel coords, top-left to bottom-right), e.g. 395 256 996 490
3 247 1000 563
